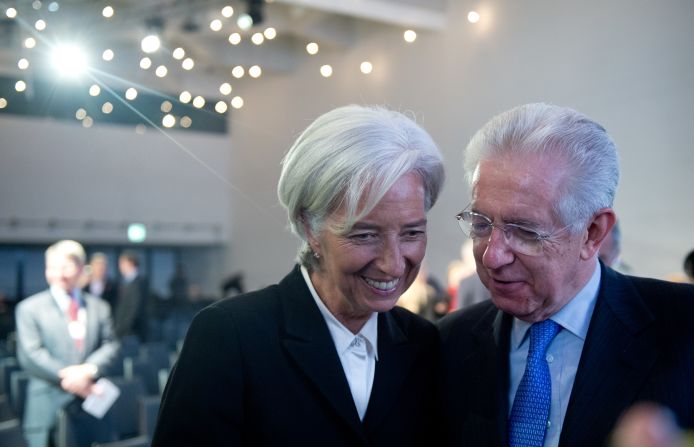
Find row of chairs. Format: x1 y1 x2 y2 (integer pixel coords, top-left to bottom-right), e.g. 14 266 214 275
0 337 176 447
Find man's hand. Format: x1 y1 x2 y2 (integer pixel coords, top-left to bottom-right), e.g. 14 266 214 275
58 364 98 399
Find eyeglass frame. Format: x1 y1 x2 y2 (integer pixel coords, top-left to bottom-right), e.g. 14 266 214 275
454 205 570 256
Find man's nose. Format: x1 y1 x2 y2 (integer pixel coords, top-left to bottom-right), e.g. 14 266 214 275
481 227 514 269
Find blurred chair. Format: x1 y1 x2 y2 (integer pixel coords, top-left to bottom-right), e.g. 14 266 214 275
123 359 158 396
0 357 20 396
138 396 160 439
120 336 140 359
55 376 146 447
9 371 30 420
0 418 28 447
0 395 15 422
93 434 149 447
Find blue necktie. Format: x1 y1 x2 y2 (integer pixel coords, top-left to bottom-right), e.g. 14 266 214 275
509 319 561 447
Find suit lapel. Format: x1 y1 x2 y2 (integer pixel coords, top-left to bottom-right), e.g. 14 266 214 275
559 265 657 447
279 267 367 441
362 311 417 430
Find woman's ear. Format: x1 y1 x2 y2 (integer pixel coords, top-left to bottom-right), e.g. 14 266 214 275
580 208 616 260
301 212 320 255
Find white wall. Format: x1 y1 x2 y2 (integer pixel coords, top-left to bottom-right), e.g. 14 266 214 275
2 0 693 292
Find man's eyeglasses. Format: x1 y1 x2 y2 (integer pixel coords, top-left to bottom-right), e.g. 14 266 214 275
455 206 567 257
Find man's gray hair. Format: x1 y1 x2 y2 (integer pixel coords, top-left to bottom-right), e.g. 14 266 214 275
278 104 445 269
45 239 86 266
464 103 620 233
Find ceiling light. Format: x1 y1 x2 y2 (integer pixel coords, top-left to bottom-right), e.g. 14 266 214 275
467 11 480 23
18 58 30 70
172 47 185 60
210 19 223 32
192 96 205 108
237 13 253 30
162 114 176 128
35 20 47 31
264 27 276 40
0 98 7 109
6 8 17 18
15 80 27 92
32 1 42 11
160 100 172 112
141 34 161 53
181 58 194 70
101 102 113 114
215 101 228 114
228 33 241 45
48 2 59 12
360 61 373 74
179 91 192 103
102 49 114 61
219 83 232 95
125 88 138 100
102 6 114 18
24 37 36 49
82 116 93 128
89 84 100 96
53 44 88 78
251 32 264 45
155 65 168 77
230 96 243 109
403 30 417 43
320 65 333 77
306 42 319 55
75 108 87 120
221 6 234 18
232 66 244 78
180 116 192 128
140 57 152 69
248 65 261 78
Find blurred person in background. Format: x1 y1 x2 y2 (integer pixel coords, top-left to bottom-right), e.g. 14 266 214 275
15 240 119 447
83 252 118 311
114 250 148 341
153 104 445 446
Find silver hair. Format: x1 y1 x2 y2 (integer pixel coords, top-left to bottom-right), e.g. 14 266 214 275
278 104 445 270
464 103 620 233
45 239 86 266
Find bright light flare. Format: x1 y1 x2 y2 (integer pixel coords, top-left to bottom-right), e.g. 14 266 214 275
228 33 241 45
102 6 114 18
221 6 234 18
6 8 17 18
360 61 373 74
403 29 417 43
141 35 160 53
320 64 333 77
306 42 318 55
53 44 89 78
173 47 185 60
467 11 480 23
264 27 276 39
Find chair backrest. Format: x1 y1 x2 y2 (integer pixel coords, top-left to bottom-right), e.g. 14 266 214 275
0 418 28 447
123 359 158 396
138 396 160 438
0 395 15 422
106 376 146 440
92 434 150 447
0 357 19 396
9 371 30 420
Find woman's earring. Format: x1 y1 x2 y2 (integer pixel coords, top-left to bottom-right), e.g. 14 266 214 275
313 251 320 259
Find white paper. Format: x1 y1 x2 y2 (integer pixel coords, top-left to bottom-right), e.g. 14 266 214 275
81 378 121 419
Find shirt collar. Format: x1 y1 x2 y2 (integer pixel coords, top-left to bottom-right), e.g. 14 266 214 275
301 265 379 360
50 285 82 311
512 260 601 348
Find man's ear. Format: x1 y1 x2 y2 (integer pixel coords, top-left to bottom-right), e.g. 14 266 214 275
580 208 616 260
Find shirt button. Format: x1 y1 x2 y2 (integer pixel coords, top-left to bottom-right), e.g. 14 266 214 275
546 354 554 363
547 420 551 429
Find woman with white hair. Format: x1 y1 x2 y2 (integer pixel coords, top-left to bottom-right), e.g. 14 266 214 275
153 105 445 446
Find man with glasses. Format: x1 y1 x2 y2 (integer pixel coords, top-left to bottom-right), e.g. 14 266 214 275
438 103 694 447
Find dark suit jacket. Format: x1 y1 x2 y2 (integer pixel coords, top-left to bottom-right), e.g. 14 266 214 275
114 275 148 340
438 263 694 447
83 278 118 312
153 265 441 446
